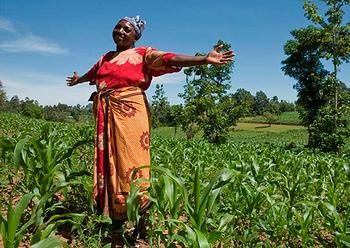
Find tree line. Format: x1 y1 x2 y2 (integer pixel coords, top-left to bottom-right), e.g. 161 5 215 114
151 84 295 130
0 80 294 127
0 82 92 122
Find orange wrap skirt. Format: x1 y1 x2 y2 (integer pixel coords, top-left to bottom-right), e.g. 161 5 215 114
92 86 150 220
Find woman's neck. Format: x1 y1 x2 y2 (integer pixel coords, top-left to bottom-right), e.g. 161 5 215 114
116 44 135 52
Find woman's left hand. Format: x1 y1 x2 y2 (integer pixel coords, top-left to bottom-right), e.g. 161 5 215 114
206 44 235 65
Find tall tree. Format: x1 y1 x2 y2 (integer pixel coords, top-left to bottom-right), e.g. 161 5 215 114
267 96 281 115
21 97 43 119
0 80 6 110
151 84 171 127
253 90 269 115
179 40 238 143
304 0 350 109
8 95 21 113
282 26 329 126
232 88 254 117
282 0 350 151
168 104 183 135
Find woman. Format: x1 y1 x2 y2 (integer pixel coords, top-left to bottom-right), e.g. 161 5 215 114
67 16 234 221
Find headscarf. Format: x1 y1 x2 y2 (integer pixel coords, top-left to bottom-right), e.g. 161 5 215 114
121 15 146 39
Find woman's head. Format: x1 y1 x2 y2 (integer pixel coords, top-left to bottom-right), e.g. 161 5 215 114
112 16 146 50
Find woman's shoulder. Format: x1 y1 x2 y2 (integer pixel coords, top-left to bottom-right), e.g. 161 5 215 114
102 51 116 59
135 46 157 54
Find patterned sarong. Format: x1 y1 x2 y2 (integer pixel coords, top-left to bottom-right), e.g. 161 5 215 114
92 86 150 220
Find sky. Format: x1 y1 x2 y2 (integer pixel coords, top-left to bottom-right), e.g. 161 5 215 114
0 0 349 106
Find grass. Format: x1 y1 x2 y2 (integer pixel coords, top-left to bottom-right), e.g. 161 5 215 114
235 122 305 132
152 123 308 147
240 111 302 125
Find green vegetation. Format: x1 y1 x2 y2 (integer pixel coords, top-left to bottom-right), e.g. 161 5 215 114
239 111 301 125
1 111 349 247
0 2 349 246
282 0 350 152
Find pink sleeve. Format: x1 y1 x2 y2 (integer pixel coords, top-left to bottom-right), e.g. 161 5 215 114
144 47 182 77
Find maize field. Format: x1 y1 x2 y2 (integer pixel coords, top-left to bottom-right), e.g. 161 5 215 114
0 112 349 247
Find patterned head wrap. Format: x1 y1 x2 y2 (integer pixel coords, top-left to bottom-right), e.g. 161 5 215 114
121 15 146 39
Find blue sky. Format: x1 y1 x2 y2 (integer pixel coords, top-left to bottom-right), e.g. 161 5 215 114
0 0 349 106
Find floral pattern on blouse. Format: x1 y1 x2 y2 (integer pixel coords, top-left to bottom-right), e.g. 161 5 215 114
85 47 181 91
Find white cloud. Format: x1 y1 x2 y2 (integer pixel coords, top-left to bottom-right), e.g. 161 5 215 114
1 71 94 106
152 71 186 85
0 34 68 54
0 18 16 33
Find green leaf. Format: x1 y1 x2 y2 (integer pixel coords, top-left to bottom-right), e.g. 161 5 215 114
208 231 222 244
218 213 233 231
194 228 210 248
184 224 196 242
14 138 28 170
31 237 64 248
338 234 350 247
194 165 201 223
9 193 33 243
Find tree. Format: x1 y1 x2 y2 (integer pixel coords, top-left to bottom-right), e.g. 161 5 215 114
21 97 43 119
266 96 281 115
168 104 183 135
279 100 296 112
282 0 350 151
282 26 328 126
179 40 238 143
0 80 7 110
232 88 254 117
253 91 269 115
304 0 350 109
151 84 171 127
304 0 350 152
8 95 21 113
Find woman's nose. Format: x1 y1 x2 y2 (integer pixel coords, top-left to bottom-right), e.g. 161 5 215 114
117 27 124 34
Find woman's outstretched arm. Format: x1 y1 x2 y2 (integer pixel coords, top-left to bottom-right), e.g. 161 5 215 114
66 72 91 86
168 45 235 67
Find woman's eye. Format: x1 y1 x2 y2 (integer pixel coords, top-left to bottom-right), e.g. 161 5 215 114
124 28 131 33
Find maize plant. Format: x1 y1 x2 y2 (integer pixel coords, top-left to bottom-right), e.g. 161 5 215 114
1 112 350 247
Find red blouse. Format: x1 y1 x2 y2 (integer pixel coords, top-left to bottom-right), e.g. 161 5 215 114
86 47 181 91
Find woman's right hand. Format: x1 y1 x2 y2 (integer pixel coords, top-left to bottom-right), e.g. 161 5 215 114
66 72 80 86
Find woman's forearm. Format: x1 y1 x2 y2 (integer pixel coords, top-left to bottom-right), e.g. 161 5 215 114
168 55 208 67
76 73 90 84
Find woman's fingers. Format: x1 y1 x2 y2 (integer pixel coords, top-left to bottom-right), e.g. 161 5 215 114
222 50 235 57
66 72 79 86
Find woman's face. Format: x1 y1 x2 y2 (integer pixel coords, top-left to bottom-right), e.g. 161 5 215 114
112 20 138 49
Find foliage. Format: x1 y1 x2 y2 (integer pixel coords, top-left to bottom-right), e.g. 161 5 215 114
167 104 183 135
0 81 6 110
309 87 350 152
283 0 350 151
0 193 34 248
303 0 350 152
1 107 350 247
240 111 302 125
151 84 171 128
253 91 269 115
232 88 255 117
0 90 92 123
179 40 239 143
21 98 43 119
282 26 329 126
